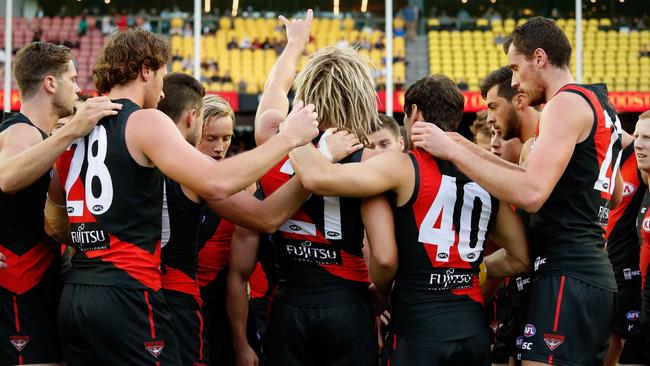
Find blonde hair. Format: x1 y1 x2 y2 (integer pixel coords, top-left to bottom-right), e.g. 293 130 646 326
293 46 380 146
202 94 235 134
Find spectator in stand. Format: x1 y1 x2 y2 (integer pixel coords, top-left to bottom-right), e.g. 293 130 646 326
262 38 271 49
336 37 349 48
78 14 88 36
469 111 491 151
116 13 128 30
35 5 44 18
403 4 419 42
238 79 248 93
32 23 43 42
101 15 114 35
0 48 6 65
638 45 650 57
222 71 233 84
227 37 238 50
183 23 193 36
251 38 262 50
374 37 386 50
457 78 469 91
239 37 251 49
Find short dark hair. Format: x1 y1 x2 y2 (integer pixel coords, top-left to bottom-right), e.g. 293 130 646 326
404 74 465 132
503 17 571 69
480 66 518 101
373 114 401 139
94 29 172 94
158 73 205 123
13 42 72 99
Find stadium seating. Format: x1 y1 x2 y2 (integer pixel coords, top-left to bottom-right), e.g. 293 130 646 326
427 17 650 91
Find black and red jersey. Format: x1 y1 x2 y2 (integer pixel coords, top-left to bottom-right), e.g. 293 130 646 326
529 83 620 292
196 208 234 293
161 177 203 307
606 143 645 286
637 191 650 324
56 99 164 290
0 113 59 295
258 150 369 306
391 148 499 341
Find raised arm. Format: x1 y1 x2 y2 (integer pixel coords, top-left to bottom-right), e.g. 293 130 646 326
0 97 121 193
484 201 530 277
412 92 593 212
289 143 410 199
255 9 313 145
226 226 262 366
132 101 318 201
205 177 308 233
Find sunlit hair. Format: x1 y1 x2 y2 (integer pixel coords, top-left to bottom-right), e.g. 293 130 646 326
202 94 235 135
293 46 380 146
640 110 650 120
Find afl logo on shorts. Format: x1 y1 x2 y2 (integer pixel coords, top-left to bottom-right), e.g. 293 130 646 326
626 310 640 321
524 324 536 337
643 218 650 232
623 182 636 197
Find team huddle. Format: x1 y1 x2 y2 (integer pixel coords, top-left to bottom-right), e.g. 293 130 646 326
0 9 649 366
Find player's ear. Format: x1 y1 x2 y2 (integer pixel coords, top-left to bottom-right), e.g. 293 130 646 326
43 75 57 94
185 108 197 129
534 48 546 67
140 64 152 81
399 136 405 151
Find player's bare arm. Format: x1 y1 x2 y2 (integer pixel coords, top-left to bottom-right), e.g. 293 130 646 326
289 143 412 201
484 201 530 277
226 226 261 366
255 9 313 145
202 129 363 232
412 92 593 212
447 131 524 171
361 195 397 310
0 97 121 194
44 166 70 243
128 101 318 201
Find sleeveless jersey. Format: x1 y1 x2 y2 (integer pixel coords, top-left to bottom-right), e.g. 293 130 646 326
161 177 203 307
392 148 499 341
605 143 645 286
56 99 164 290
637 191 650 324
196 208 235 292
258 149 369 306
529 83 620 291
0 114 58 295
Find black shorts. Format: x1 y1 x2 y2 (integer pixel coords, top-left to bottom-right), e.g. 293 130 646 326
266 299 377 366
200 270 234 366
627 321 650 364
0 258 62 365
521 275 615 366
382 329 490 366
58 284 181 365
613 283 642 339
247 297 270 358
167 299 207 366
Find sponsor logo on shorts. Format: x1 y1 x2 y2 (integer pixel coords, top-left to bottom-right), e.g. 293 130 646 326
543 333 564 351
623 182 637 197
70 222 110 251
516 276 531 291
144 340 165 359
428 268 473 291
523 324 536 337
9 336 29 352
598 205 609 226
534 257 547 271
515 336 524 349
626 310 640 321
285 241 342 265
623 268 641 280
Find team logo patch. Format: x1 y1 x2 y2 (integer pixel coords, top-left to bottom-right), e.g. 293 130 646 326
543 333 564 351
489 320 499 334
626 310 640 321
515 336 524 349
144 340 165 359
523 324 536 337
9 336 29 352
623 182 637 197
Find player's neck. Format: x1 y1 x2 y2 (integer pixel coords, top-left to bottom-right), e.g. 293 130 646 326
519 108 539 142
108 83 145 107
19 97 57 133
544 69 576 102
